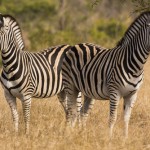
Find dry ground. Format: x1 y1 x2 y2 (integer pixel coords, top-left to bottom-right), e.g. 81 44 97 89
0 60 150 150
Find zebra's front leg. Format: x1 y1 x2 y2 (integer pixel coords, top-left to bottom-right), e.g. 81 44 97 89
4 90 18 133
109 94 120 139
80 96 95 126
123 92 137 139
22 96 31 135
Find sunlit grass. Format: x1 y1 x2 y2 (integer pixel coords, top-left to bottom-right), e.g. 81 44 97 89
0 60 150 150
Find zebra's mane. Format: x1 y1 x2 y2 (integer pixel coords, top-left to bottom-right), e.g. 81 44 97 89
2 14 25 50
117 11 150 47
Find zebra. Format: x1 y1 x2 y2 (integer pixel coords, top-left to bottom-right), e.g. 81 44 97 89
62 11 150 138
0 14 82 134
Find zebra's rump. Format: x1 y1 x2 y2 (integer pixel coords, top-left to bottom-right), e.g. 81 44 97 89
62 43 110 99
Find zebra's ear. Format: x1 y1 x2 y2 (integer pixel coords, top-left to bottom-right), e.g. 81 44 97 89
0 14 4 28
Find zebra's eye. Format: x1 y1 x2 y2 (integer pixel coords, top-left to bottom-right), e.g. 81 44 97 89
147 23 150 27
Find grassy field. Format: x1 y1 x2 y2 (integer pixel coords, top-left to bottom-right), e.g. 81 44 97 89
0 59 150 150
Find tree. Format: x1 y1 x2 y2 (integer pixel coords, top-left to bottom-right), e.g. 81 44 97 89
58 0 66 30
91 0 150 13
130 0 150 13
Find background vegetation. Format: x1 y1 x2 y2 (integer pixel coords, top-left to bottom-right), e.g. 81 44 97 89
0 0 142 50
0 0 150 149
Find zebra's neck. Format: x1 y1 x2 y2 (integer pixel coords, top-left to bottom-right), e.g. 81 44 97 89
119 32 150 75
1 38 22 74
116 14 150 74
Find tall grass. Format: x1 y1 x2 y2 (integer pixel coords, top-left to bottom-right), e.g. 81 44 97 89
0 60 150 150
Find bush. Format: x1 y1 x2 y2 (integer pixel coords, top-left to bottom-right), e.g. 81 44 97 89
90 18 127 48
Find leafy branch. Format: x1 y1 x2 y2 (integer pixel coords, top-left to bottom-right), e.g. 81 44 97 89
91 0 101 8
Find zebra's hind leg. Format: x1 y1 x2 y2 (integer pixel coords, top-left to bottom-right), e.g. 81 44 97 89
22 96 31 135
4 90 18 133
57 90 68 115
80 96 95 126
58 91 83 124
76 92 82 125
123 92 137 139
65 88 79 127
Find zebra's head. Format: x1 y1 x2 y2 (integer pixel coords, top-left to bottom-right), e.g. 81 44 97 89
142 12 150 50
116 11 150 51
0 13 25 51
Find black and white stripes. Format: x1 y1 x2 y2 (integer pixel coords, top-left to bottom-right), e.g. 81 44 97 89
1 11 150 138
62 11 150 138
0 14 74 134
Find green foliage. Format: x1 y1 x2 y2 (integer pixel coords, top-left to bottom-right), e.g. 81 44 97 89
1 0 56 21
1 0 56 16
91 0 102 8
29 29 79 50
125 0 150 13
0 0 130 52
90 19 126 48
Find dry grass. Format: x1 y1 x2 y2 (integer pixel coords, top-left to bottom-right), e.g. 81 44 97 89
0 60 150 150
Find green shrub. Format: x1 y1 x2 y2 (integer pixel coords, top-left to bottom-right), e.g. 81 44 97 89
90 18 127 48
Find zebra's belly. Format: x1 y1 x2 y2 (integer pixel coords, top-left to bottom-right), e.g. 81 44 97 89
1 78 62 99
85 93 109 100
32 81 63 98
32 93 57 98
80 82 109 100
